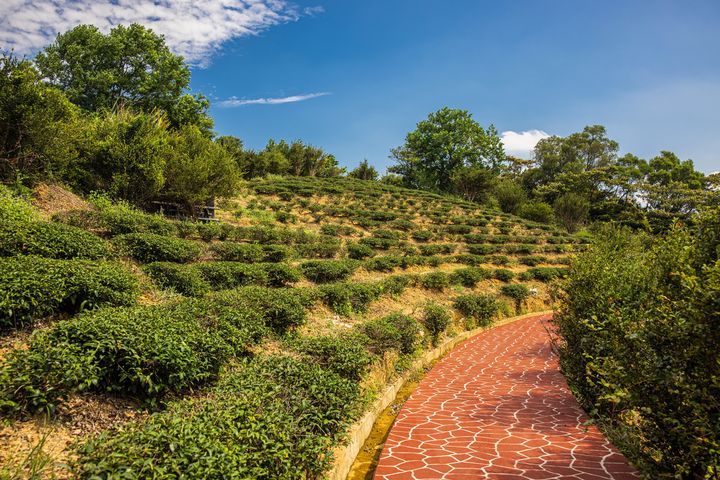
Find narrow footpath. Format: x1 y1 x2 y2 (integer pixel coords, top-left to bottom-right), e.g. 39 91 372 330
374 313 639 480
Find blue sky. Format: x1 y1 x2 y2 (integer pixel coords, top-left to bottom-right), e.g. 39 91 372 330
3 0 719 172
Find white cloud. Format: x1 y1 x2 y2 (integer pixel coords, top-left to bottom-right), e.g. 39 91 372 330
303 6 325 16
501 129 550 158
0 0 303 67
218 92 331 107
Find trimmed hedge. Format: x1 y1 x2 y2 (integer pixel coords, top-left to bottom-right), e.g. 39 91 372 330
290 334 372 381
453 294 500 328
451 267 492 287
114 233 202 263
0 300 266 414
144 262 210 297
0 256 138 328
301 259 359 283
75 355 361 479
422 303 451 346
360 313 422 355
318 282 382 316
0 221 111 260
500 284 530 314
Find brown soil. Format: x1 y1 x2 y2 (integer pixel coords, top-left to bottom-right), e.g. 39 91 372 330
31 184 91 219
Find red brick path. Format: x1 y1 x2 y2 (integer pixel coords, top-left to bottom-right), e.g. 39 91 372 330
374 313 639 479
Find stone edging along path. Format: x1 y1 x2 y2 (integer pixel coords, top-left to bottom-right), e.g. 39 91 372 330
374 313 639 480
326 311 554 480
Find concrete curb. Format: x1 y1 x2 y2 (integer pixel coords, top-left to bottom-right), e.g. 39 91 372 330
326 309 554 480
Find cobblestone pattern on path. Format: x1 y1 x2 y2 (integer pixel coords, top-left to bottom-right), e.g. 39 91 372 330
375 313 639 480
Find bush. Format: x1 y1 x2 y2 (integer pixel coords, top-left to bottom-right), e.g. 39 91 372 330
526 266 567 282
553 219 720 476
365 255 402 272
518 201 554 224
115 233 202 263
75 355 361 479
262 263 301 287
86 197 178 236
422 303 451 346
301 259 359 283
493 268 515 282
318 282 382 316
519 255 548 266
361 313 422 355
466 244 498 255
211 287 314 334
454 253 486 266
380 275 412 296
0 256 138 328
295 237 341 259
0 299 265 414
290 334 372 381
346 242 375 260
420 271 451 291
453 294 500 328
412 230 433 242
196 222 222 242
211 242 264 262
500 284 530 314
0 221 111 260
144 262 210 297
451 267 491 287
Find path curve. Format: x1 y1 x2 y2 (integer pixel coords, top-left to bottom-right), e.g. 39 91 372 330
374 313 639 479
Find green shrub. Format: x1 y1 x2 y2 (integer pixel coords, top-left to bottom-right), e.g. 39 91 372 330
519 255 548 266
365 255 402 272
75 355 360 479
84 197 177 236
144 262 210 297
0 256 138 328
318 282 382 316
450 267 491 287
358 236 396 250
211 287 313 333
493 268 515 282
467 244 499 255
0 186 38 224
115 233 202 263
526 266 568 282
301 259 359 283
295 237 341 258
380 275 412 296
262 263 301 287
500 284 530 314
422 303 451 346
0 300 264 414
0 221 111 260
361 313 421 355
261 244 295 262
211 242 264 262
194 262 267 290
196 222 222 242
518 201 554 224
454 253 486 266
411 230 433 242
453 294 500 328
346 242 375 260
487 255 510 266
420 271 451 291
419 244 456 256
290 334 372 381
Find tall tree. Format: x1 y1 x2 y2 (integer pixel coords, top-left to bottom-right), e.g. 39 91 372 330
35 24 212 132
349 159 379 181
389 107 505 192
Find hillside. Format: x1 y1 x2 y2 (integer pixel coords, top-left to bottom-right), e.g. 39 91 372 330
0 177 585 478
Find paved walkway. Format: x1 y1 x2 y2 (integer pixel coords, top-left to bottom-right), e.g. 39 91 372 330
375 313 639 480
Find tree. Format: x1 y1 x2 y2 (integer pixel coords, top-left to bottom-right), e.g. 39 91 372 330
0 53 81 183
554 192 590 233
162 125 240 213
493 179 527 214
389 107 505 192
518 201 554 224
451 165 494 203
78 108 171 203
35 24 212 132
349 159 378 181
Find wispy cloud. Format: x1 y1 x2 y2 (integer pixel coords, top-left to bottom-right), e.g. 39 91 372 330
303 6 325 16
501 129 550 158
0 0 307 67
218 92 331 107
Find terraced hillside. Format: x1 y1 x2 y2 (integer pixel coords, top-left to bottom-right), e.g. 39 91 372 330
0 177 586 479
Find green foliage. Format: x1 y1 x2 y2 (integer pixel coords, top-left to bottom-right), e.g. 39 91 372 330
0 221 110 259
300 259 359 283
493 268 515 282
0 299 266 414
210 242 264 262
518 201 554 224
0 256 138 328
554 218 720 476
526 266 567 282
295 237 342 258
347 242 375 260
554 192 590 233
500 284 530 314
422 303 451 346
494 179 527 214
411 230 433 242
66 196 178 236
361 313 422 355
114 233 202 263
75 355 360 479
420 271 451 290
380 275 412 296
389 107 505 193
519 255 548 266
453 294 499 328
318 282 382 316
290 334 372 381
144 262 210 297
349 159 379 181
450 267 491 287
196 221 222 241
